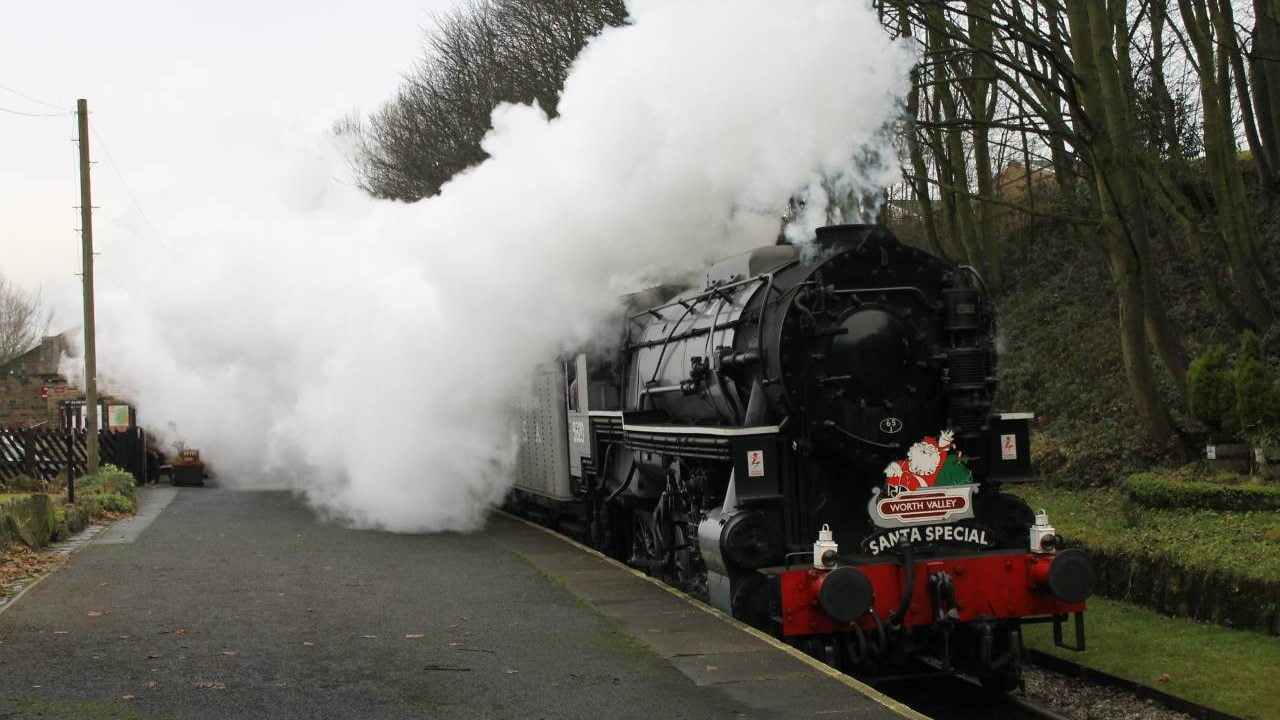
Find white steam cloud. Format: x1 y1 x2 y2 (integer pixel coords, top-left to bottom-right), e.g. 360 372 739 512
71 0 913 531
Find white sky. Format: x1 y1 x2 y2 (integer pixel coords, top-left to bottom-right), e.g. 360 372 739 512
1 0 459 300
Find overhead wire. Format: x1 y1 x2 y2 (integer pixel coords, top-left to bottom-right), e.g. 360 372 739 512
2 81 172 258
0 105 67 118
0 82 70 112
89 120 173 258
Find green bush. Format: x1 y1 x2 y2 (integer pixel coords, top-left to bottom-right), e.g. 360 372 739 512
76 494 103 518
75 464 136 497
9 473 43 491
1125 472 1280 511
1188 345 1239 439
89 491 135 514
1235 331 1280 433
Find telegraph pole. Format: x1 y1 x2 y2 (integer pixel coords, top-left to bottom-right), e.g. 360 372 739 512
76 98 99 476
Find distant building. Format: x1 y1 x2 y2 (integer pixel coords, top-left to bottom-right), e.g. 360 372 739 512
0 333 133 431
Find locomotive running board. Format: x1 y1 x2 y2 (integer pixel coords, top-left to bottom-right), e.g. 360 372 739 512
622 423 780 436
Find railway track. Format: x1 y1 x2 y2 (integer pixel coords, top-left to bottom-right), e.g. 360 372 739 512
875 662 1075 720
1021 651 1246 720
869 651 1245 720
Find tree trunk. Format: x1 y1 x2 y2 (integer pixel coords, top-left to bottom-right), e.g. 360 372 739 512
1115 253 1177 446
1066 0 1178 445
1250 0 1280 194
1179 0 1276 324
1213 0 1275 191
907 88 944 256
965 0 1001 288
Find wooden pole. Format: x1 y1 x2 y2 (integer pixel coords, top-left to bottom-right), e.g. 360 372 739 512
76 98 99 477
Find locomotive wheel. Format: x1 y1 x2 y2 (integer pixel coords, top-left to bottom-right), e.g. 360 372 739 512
629 511 663 569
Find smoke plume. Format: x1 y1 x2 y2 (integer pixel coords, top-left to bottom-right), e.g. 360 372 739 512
71 0 913 531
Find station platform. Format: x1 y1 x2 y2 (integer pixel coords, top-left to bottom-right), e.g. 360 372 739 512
0 486 923 719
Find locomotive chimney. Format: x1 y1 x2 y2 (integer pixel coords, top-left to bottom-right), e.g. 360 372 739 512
813 224 885 253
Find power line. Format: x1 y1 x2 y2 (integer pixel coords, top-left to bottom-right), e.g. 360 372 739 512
89 120 173 258
0 82 70 112
0 105 67 118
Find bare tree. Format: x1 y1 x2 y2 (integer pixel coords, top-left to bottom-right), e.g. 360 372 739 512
0 273 51 367
347 0 626 201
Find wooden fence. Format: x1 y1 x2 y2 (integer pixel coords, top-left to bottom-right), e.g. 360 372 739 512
0 427 146 485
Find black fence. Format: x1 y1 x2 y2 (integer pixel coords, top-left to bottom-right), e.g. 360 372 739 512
0 427 146 485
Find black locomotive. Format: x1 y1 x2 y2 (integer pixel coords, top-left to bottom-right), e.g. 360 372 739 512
509 224 1094 689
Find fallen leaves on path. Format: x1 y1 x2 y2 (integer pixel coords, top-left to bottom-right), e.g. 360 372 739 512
0 542 67 594
193 680 226 690
404 632 425 639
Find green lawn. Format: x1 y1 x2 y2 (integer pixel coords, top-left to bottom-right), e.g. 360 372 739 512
1025 597 1280 720
1010 485 1280 583
0 492 32 506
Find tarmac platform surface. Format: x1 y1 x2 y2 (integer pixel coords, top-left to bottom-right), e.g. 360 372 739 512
0 485 923 719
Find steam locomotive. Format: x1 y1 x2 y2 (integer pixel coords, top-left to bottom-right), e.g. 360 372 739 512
509 224 1094 690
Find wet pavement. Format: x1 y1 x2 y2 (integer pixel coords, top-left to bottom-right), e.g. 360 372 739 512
0 485 919 719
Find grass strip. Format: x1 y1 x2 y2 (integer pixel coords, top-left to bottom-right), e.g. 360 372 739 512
1023 597 1280 720
1009 486 1280 586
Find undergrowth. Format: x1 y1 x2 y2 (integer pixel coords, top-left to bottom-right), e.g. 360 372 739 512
991 215 1247 485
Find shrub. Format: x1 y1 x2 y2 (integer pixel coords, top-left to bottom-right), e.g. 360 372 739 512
1235 331 1280 433
90 492 135 514
1188 345 1238 439
75 464 136 497
76 494 103 518
9 474 43 492
1125 472 1280 511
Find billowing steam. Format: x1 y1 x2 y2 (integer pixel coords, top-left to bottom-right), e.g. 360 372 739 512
68 0 912 531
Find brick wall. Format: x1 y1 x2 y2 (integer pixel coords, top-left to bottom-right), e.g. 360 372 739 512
0 335 122 429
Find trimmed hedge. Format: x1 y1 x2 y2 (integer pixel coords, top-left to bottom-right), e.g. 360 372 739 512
1124 472 1280 511
1089 546 1280 635
1013 485 1280 635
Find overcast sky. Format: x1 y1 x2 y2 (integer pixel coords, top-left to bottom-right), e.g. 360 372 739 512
1 0 459 299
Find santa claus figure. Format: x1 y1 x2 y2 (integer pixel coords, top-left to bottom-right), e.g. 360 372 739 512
883 429 971 496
